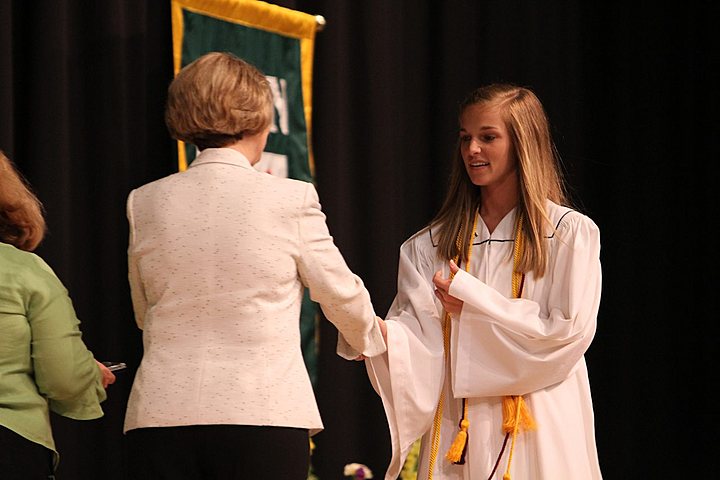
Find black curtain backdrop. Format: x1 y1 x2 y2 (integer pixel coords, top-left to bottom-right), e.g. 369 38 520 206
1 1 717 478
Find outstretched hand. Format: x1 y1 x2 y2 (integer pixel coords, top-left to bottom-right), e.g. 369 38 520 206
95 360 117 388
354 317 388 361
433 260 464 316
377 317 387 343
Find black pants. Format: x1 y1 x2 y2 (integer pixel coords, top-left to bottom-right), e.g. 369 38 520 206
0 425 55 479
125 424 310 480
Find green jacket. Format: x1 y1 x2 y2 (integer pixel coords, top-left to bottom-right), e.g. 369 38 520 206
0 242 106 468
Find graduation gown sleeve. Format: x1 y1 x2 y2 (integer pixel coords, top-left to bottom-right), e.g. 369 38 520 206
449 210 602 397
365 232 446 479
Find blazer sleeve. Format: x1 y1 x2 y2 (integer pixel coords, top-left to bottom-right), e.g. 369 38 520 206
295 183 386 358
126 189 147 329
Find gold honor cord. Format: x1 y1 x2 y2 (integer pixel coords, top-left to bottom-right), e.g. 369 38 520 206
427 213 479 479
427 212 536 480
495 212 537 480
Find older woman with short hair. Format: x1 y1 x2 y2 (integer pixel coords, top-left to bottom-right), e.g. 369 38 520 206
123 52 386 480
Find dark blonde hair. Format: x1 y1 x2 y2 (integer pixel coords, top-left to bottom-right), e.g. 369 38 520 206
165 52 274 150
0 151 46 251
430 84 568 277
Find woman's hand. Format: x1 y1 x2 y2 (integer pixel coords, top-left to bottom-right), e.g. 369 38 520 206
433 260 464 316
377 317 387 343
95 360 117 388
354 317 388 361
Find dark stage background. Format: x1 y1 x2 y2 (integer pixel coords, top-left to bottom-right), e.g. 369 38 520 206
1 1 717 478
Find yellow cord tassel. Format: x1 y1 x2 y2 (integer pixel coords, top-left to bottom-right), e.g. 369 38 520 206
445 417 469 463
502 395 536 480
501 395 536 433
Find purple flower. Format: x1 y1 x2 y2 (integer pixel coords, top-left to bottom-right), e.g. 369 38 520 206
343 463 373 479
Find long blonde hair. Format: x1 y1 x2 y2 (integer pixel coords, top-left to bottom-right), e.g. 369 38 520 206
0 151 46 252
430 84 568 277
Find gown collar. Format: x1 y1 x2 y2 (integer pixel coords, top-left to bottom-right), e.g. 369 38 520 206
475 207 518 242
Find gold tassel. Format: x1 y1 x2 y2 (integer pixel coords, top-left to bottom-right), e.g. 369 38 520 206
501 395 536 433
445 417 469 463
501 395 536 480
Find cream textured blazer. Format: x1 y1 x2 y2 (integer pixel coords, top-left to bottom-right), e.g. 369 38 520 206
124 148 385 435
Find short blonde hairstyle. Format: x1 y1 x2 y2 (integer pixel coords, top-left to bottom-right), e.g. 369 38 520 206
165 52 274 150
0 151 46 251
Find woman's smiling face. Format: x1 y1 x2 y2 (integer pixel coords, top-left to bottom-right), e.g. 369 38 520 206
459 104 516 189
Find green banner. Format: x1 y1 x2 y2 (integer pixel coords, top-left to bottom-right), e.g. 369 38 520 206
171 0 319 384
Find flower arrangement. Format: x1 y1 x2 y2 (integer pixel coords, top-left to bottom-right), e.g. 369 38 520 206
307 437 422 479
344 463 373 479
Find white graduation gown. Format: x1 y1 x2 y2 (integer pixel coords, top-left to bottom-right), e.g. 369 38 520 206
366 202 603 479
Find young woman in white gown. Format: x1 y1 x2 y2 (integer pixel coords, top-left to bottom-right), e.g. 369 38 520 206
365 84 603 480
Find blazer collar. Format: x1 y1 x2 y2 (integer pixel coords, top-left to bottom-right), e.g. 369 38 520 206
188 148 254 170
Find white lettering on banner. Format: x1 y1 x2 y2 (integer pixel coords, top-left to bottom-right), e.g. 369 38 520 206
266 76 289 135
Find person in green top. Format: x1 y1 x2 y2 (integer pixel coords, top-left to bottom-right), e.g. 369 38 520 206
0 151 116 479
